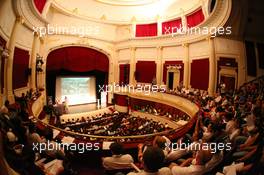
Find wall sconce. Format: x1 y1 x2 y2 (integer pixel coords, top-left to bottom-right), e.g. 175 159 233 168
36 54 44 72
167 65 182 70
0 45 10 59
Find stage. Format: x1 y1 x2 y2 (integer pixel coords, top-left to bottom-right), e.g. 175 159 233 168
67 103 107 114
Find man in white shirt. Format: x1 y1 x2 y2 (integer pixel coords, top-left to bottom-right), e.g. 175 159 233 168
128 146 172 175
102 142 134 170
170 149 212 175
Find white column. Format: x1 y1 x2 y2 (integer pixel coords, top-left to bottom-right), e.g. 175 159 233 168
201 0 209 18
182 16 187 29
0 47 8 106
113 49 119 84
157 15 162 36
156 46 163 85
180 8 187 30
29 33 40 91
129 47 136 86
41 0 53 18
37 36 46 89
208 37 216 95
108 54 115 104
131 19 136 38
4 16 23 103
183 44 190 88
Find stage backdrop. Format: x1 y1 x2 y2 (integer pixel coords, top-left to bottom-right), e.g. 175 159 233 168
46 46 109 102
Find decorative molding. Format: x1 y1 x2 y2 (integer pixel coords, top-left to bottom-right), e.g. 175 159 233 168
167 65 182 71
115 0 232 47
51 0 202 25
95 0 159 6
13 0 48 33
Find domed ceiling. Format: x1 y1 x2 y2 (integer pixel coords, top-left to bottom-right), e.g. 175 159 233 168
52 0 201 24
95 0 160 6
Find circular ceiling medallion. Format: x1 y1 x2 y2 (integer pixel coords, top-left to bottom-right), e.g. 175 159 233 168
95 0 160 6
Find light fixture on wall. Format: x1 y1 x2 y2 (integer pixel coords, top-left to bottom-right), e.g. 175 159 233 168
167 64 182 70
35 54 44 90
0 45 10 59
36 54 44 72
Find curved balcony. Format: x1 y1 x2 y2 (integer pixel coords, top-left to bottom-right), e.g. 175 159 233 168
30 92 199 148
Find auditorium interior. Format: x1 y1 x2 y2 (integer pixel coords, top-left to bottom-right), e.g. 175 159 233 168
0 0 264 175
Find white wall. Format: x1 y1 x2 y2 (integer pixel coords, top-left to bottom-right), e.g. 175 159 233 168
15 26 33 50
135 48 157 60
118 49 130 62
215 37 246 87
47 10 117 42
163 46 185 60
189 40 209 60
0 0 16 39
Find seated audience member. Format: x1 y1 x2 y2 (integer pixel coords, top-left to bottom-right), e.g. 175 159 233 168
166 116 202 163
227 119 241 143
153 136 171 156
3 124 45 175
169 149 212 175
44 129 65 159
128 146 172 175
200 120 215 141
0 100 10 114
27 123 45 146
102 142 134 170
232 123 260 162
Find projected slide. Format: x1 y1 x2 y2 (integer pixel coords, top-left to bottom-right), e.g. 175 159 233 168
56 77 96 105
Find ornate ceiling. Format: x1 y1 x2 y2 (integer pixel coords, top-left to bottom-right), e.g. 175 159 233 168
95 0 160 6
52 0 201 24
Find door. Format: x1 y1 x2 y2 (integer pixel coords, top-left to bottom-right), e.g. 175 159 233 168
168 72 174 90
220 76 236 91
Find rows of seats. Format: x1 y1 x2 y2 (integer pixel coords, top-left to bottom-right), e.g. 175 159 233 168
101 76 264 175
1 76 263 175
60 107 114 124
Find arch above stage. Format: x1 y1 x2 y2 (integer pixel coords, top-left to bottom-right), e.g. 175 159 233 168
45 46 109 102
46 46 109 73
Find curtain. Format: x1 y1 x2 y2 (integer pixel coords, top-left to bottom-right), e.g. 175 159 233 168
34 0 47 13
257 43 264 69
190 58 209 90
163 61 184 84
186 8 205 28
46 47 109 100
47 46 109 73
12 47 30 89
135 61 156 83
136 23 158 37
119 64 130 85
0 36 6 93
245 41 257 76
162 18 182 35
114 94 127 106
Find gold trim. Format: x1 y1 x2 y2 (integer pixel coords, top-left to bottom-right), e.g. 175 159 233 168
95 0 159 6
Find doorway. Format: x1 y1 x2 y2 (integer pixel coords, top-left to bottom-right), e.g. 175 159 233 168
166 67 180 90
168 72 174 90
220 75 236 92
